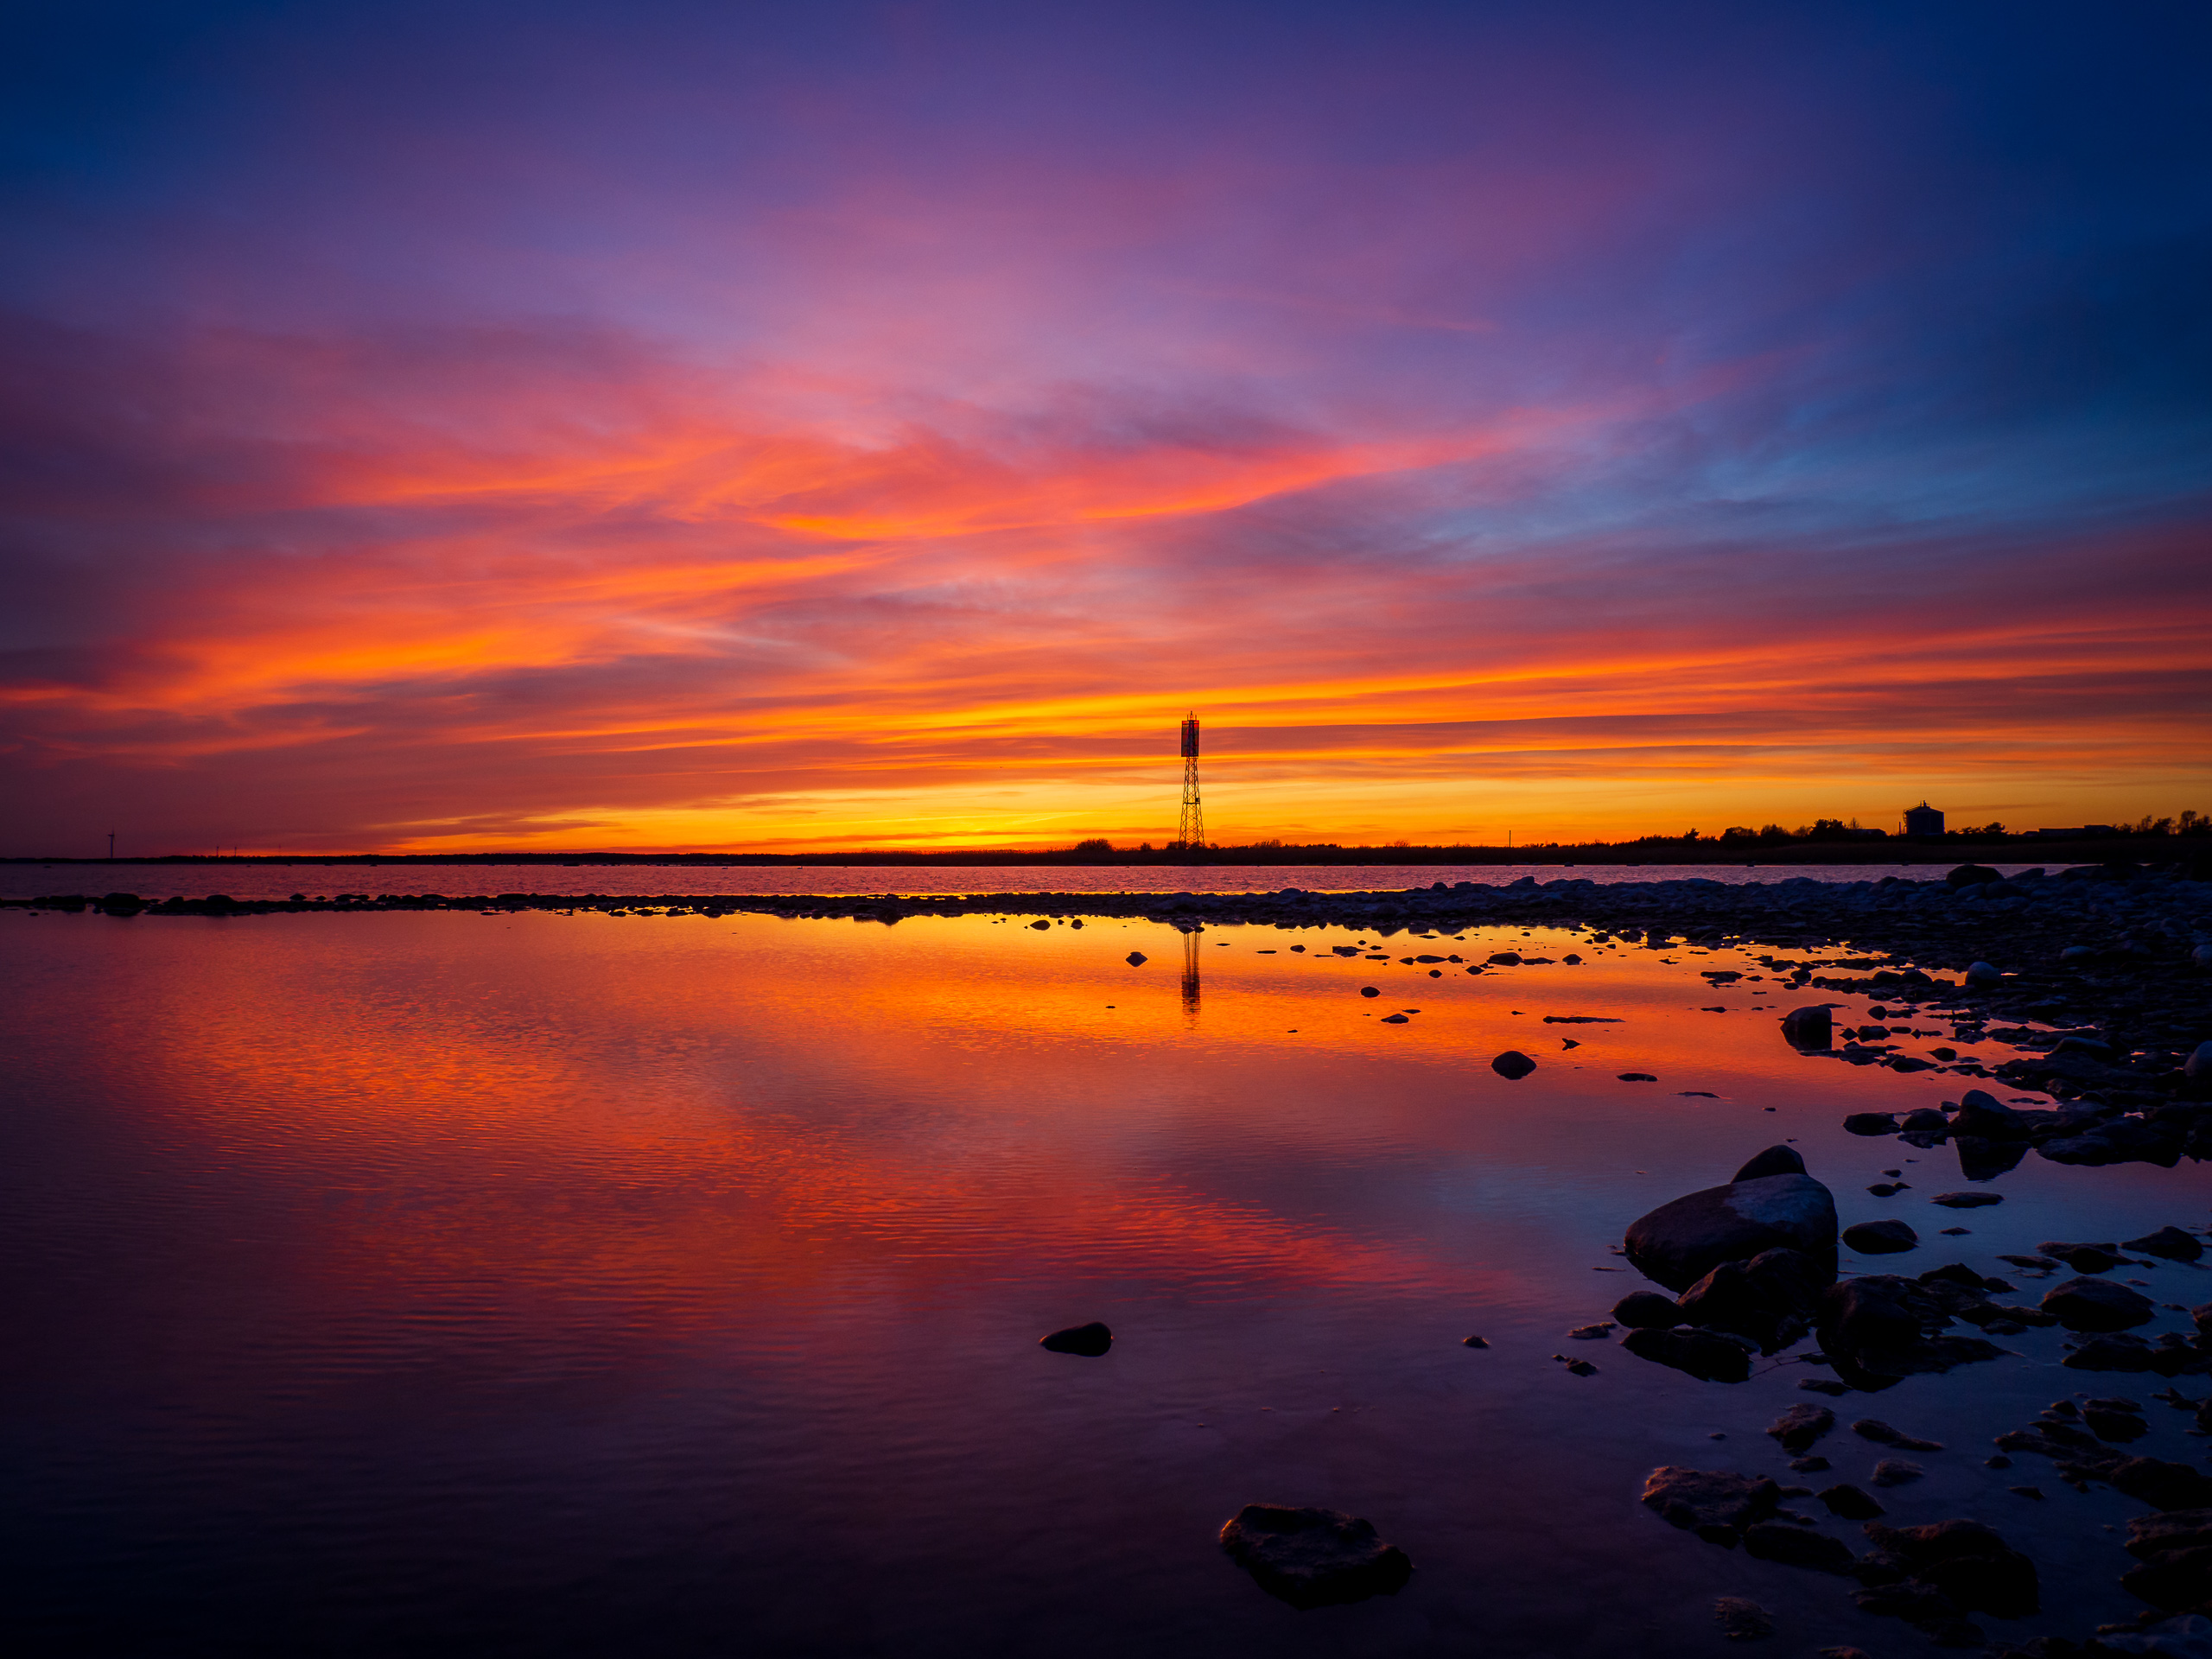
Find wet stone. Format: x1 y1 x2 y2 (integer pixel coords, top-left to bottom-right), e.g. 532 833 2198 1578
1714 1596 1775 1641
2042 1277 2156 1332
1871 1459 1924 1487
1611 1290 1681 1329
1640 1466 1783 1543
1743 1522 1856 1573
1819 1483 1885 1520
1039 1320 1113 1356
1766 1404 1835 1453
1491 1050 1536 1079
1217 1504 1413 1608
1845 1219 1919 1254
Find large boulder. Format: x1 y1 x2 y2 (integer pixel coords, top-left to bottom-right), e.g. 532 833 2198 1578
1625 1172 1838 1293
1218 1504 1412 1606
2042 1277 2156 1332
1612 1290 1683 1329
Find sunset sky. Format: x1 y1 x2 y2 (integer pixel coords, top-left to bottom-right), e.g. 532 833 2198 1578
3 1 2209 855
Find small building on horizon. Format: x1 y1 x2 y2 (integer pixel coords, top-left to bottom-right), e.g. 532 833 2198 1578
1903 801 1944 837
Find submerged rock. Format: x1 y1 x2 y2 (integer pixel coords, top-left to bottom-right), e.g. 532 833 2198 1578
1861 1518 2038 1618
1714 1596 1776 1641
1491 1049 1535 1079
2109 1459 2212 1511
2042 1277 2156 1332
1218 1503 1413 1607
1820 1483 1885 1520
1039 1320 1113 1356
1743 1522 1856 1573
1640 1466 1783 1543
2126 1226 2204 1262
1930 1192 2004 1208
1845 1219 1919 1255
1624 1170 1839 1293
1767 1403 1836 1452
1733 1145 1807 1180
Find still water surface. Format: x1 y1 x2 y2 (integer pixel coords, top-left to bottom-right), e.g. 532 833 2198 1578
3 909 2199 1656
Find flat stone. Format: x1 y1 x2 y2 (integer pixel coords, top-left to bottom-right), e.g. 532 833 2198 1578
1714 1596 1775 1641
1765 1404 1835 1453
2126 1226 2205 1262
1819 1483 1885 1519
1929 1192 2003 1208
1844 1219 1918 1254
2042 1277 2156 1332
1641 1466 1783 1542
1217 1503 1413 1607
1622 1325 1755 1382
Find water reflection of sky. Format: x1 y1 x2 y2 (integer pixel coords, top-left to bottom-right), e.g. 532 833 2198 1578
0 860 2070 900
3 910 2204 1656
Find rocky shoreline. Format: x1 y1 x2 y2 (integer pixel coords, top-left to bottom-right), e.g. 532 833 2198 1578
19 861 2211 1077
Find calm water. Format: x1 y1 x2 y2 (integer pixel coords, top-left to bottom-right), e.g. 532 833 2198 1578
0 861 2067 900
3 909 2201 1656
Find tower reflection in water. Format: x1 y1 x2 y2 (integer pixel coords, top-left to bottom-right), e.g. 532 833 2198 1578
1180 925 1201 1021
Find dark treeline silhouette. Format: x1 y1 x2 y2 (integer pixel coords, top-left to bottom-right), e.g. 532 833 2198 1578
13 817 2209 870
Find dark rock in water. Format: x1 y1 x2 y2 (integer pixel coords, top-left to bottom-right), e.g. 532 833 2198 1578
1862 1518 2038 1618
1618 1071 1657 1082
2124 1508 2212 1560
1845 1219 1919 1255
2108 1459 2212 1510
1029 918 1051 930
1567 1321 1614 1340
1783 1006 1834 1048
1930 1192 2003 1208
1952 1090 2038 1140
1866 1181 1907 1197
1743 1522 1856 1573
2126 1226 2204 1262
1733 1145 1807 1180
1820 1483 1885 1519
1218 1503 1413 1607
1953 1136 2029 1182
1612 1290 1682 1329
2042 1277 2155 1332
1491 1049 1535 1078
1819 1274 2006 1391
1854 1419 1942 1452
2039 1242 2124 1274
1713 1596 1775 1641
1872 1459 1924 1487
1360 986 1381 999
1791 1455 1833 1472
1678 1249 1829 1353
1900 1109 1949 1134
1625 1172 1839 1293
2063 1334 2158 1372
1948 863 2003 887
1125 951 1147 965
1562 1357 1598 1376
1624 1326 1754 1382
1380 1013 1409 1023
2084 1405 2149 1441
1640 1466 1783 1542
1040 1320 1113 1356
1461 1335 1489 1348
1799 1379 1850 1396
1766 1403 1836 1452
2123 1546 2212 1611
1844 1113 1900 1135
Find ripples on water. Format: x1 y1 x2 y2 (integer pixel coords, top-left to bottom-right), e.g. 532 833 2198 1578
2 908 2198 1656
